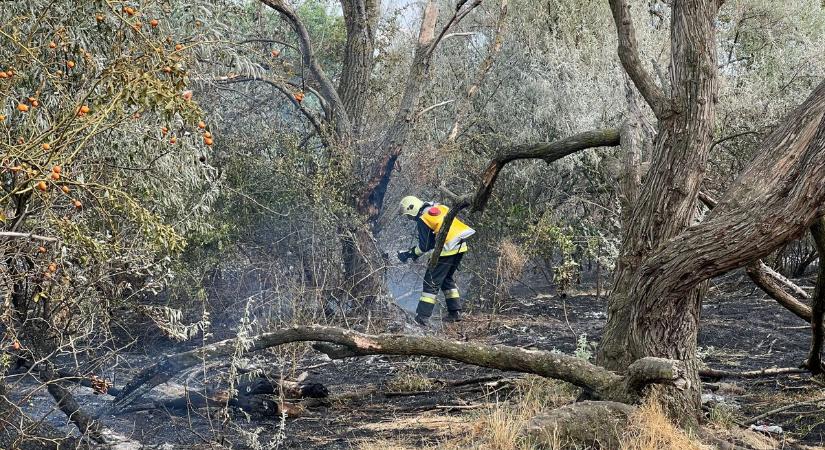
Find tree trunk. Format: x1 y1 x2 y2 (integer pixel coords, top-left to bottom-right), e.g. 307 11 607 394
338 0 378 133
623 79 825 425
598 1 720 426
807 217 825 373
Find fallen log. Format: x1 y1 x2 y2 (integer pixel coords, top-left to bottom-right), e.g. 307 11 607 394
746 261 813 322
699 366 807 380
107 326 687 415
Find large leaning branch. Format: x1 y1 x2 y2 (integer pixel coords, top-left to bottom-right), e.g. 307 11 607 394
429 129 621 268
258 0 352 137
107 326 687 413
607 0 672 119
700 189 816 323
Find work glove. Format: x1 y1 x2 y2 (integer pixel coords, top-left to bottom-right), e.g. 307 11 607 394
397 248 418 263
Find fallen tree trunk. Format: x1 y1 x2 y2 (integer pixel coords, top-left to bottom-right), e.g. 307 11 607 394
108 326 686 414
746 261 813 322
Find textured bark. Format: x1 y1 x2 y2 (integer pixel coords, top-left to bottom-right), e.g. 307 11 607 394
599 7 720 425
608 0 672 119
807 217 825 373
624 80 825 423
110 326 688 411
338 0 378 132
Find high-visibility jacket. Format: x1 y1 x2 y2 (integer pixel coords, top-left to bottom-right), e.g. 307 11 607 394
412 202 475 257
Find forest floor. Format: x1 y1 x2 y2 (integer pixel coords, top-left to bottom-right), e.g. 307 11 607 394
8 272 825 449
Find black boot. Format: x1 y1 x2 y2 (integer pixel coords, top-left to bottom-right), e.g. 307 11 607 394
414 314 430 327
443 310 462 323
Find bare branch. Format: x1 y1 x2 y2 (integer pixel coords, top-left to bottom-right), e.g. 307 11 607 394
216 75 328 140
426 0 483 58
415 99 455 120
0 232 58 242
258 0 353 138
428 128 621 268
608 0 672 118
447 0 509 143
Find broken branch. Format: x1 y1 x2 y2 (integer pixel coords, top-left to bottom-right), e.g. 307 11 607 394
112 326 684 410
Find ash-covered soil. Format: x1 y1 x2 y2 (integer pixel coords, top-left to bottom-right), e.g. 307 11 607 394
9 272 825 449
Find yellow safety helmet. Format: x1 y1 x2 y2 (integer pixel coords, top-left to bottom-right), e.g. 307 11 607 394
399 195 424 217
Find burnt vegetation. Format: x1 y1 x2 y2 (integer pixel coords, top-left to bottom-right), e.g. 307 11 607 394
2 0 825 449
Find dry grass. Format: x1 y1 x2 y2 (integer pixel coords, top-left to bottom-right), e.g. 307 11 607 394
384 369 436 393
461 376 579 450
619 396 704 450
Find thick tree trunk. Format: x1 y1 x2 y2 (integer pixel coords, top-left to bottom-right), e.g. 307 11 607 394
599 1 720 426
807 217 825 373
338 0 378 133
624 80 825 424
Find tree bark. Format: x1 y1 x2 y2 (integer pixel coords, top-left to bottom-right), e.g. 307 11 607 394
806 217 825 373
599 5 720 429
623 80 825 424
338 0 378 132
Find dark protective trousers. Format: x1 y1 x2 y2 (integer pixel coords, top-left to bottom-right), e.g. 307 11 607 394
415 253 464 318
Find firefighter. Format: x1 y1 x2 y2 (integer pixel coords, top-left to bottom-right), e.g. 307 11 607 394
397 196 475 326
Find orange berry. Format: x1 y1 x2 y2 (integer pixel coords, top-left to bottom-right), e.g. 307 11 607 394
162 66 172 74
150 19 159 27
174 43 183 51
197 121 206 129
204 137 213 146
132 22 142 30
17 103 29 112
294 91 304 102
36 181 48 191
42 143 50 150
48 262 57 272
67 60 76 69
49 41 57 49
11 341 20 350
182 90 193 101
96 13 104 22
6 70 13 77
0 71 7 78
52 165 62 174
72 199 82 209
50 172 60 181
0 115 6 121
161 126 168 135
169 136 177 144
123 7 135 16
31 100 39 107
61 185 70 194
271 50 280 58
38 246 46 253
203 131 212 138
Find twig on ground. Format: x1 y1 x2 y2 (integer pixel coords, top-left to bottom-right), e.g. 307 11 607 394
746 396 825 424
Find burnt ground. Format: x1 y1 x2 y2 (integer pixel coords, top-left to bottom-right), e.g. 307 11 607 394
7 271 825 449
